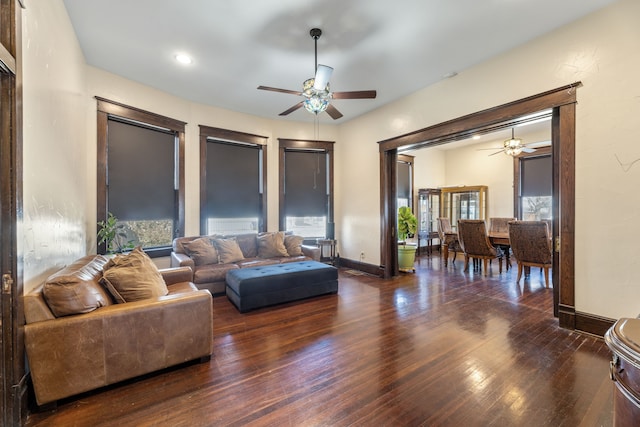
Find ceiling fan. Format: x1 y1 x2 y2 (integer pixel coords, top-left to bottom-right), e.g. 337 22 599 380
257 28 377 120
480 128 541 156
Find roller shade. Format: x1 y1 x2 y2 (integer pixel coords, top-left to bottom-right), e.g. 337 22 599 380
107 119 176 221
397 161 411 200
284 151 328 217
206 141 261 218
521 155 552 197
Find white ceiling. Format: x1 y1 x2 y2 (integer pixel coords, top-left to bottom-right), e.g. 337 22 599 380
62 0 616 123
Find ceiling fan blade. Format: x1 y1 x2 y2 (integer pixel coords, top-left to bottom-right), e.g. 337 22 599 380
488 150 505 156
313 65 333 90
527 140 551 148
279 101 304 116
325 104 343 120
521 147 536 153
332 90 377 99
257 86 302 96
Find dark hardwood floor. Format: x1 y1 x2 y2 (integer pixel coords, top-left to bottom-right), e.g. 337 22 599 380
26 253 614 426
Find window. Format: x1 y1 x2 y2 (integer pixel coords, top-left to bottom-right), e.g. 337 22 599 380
97 98 185 257
397 155 414 209
200 126 267 235
516 151 552 220
279 139 334 240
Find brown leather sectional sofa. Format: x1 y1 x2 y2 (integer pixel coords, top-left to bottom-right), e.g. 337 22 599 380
171 232 321 295
23 254 213 406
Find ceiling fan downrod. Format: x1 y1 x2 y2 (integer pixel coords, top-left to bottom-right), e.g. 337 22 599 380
310 28 322 73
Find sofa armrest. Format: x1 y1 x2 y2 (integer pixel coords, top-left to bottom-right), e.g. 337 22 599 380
171 251 195 269
301 244 321 261
160 266 193 285
25 289 213 405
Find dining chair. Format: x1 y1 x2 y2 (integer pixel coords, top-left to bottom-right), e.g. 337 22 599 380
489 217 516 234
489 217 516 269
457 219 503 275
508 221 553 288
437 217 460 266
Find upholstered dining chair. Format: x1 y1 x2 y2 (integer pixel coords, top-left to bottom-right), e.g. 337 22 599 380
489 217 516 269
437 217 461 266
508 221 553 288
489 217 516 235
457 219 503 275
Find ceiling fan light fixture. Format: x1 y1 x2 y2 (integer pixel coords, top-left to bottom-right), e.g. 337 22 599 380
313 64 333 91
303 78 330 97
302 78 330 114
502 128 523 156
304 94 329 115
503 137 523 156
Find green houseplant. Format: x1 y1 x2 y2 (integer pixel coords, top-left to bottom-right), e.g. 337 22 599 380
97 212 135 254
397 206 418 272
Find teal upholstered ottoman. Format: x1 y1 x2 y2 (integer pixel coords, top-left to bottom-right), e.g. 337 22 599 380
225 261 338 312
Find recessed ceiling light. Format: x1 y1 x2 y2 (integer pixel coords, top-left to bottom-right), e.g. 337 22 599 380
175 54 192 65
472 135 481 140
443 71 458 79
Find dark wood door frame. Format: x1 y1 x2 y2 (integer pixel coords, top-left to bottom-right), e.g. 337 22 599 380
378 83 579 330
1 1 26 425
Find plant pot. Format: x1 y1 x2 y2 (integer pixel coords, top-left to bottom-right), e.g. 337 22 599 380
398 243 418 273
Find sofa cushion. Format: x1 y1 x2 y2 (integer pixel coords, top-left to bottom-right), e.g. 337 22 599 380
183 237 219 266
193 263 239 284
233 233 258 258
257 231 288 258
42 255 113 317
284 234 304 257
213 238 245 264
101 247 168 303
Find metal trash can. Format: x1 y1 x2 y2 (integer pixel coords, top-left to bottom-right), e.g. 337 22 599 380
605 318 640 426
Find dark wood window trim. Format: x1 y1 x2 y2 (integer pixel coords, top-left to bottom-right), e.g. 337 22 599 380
198 125 268 235
96 97 186 257
278 139 335 237
378 83 579 331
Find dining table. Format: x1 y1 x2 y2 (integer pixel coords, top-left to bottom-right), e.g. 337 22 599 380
488 231 512 270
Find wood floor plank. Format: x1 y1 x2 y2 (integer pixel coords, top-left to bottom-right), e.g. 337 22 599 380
26 254 614 426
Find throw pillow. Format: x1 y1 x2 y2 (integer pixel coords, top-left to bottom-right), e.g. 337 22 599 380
284 234 304 257
257 232 288 258
43 255 113 317
212 238 245 264
101 247 168 303
183 237 219 266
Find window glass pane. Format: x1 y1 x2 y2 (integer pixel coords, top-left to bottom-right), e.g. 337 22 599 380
522 196 552 220
206 217 258 235
286 216 326 239
107 120 176 249
397 198 409 209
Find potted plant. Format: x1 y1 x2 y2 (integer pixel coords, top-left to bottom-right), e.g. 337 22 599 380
397 206 418 272
97 212 135 254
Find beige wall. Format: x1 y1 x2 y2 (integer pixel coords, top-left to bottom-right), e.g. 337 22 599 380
21 0 640 320
338 0 640 319
21 0 90 290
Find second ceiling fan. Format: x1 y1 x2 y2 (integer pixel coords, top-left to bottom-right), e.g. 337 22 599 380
257 28 377 120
